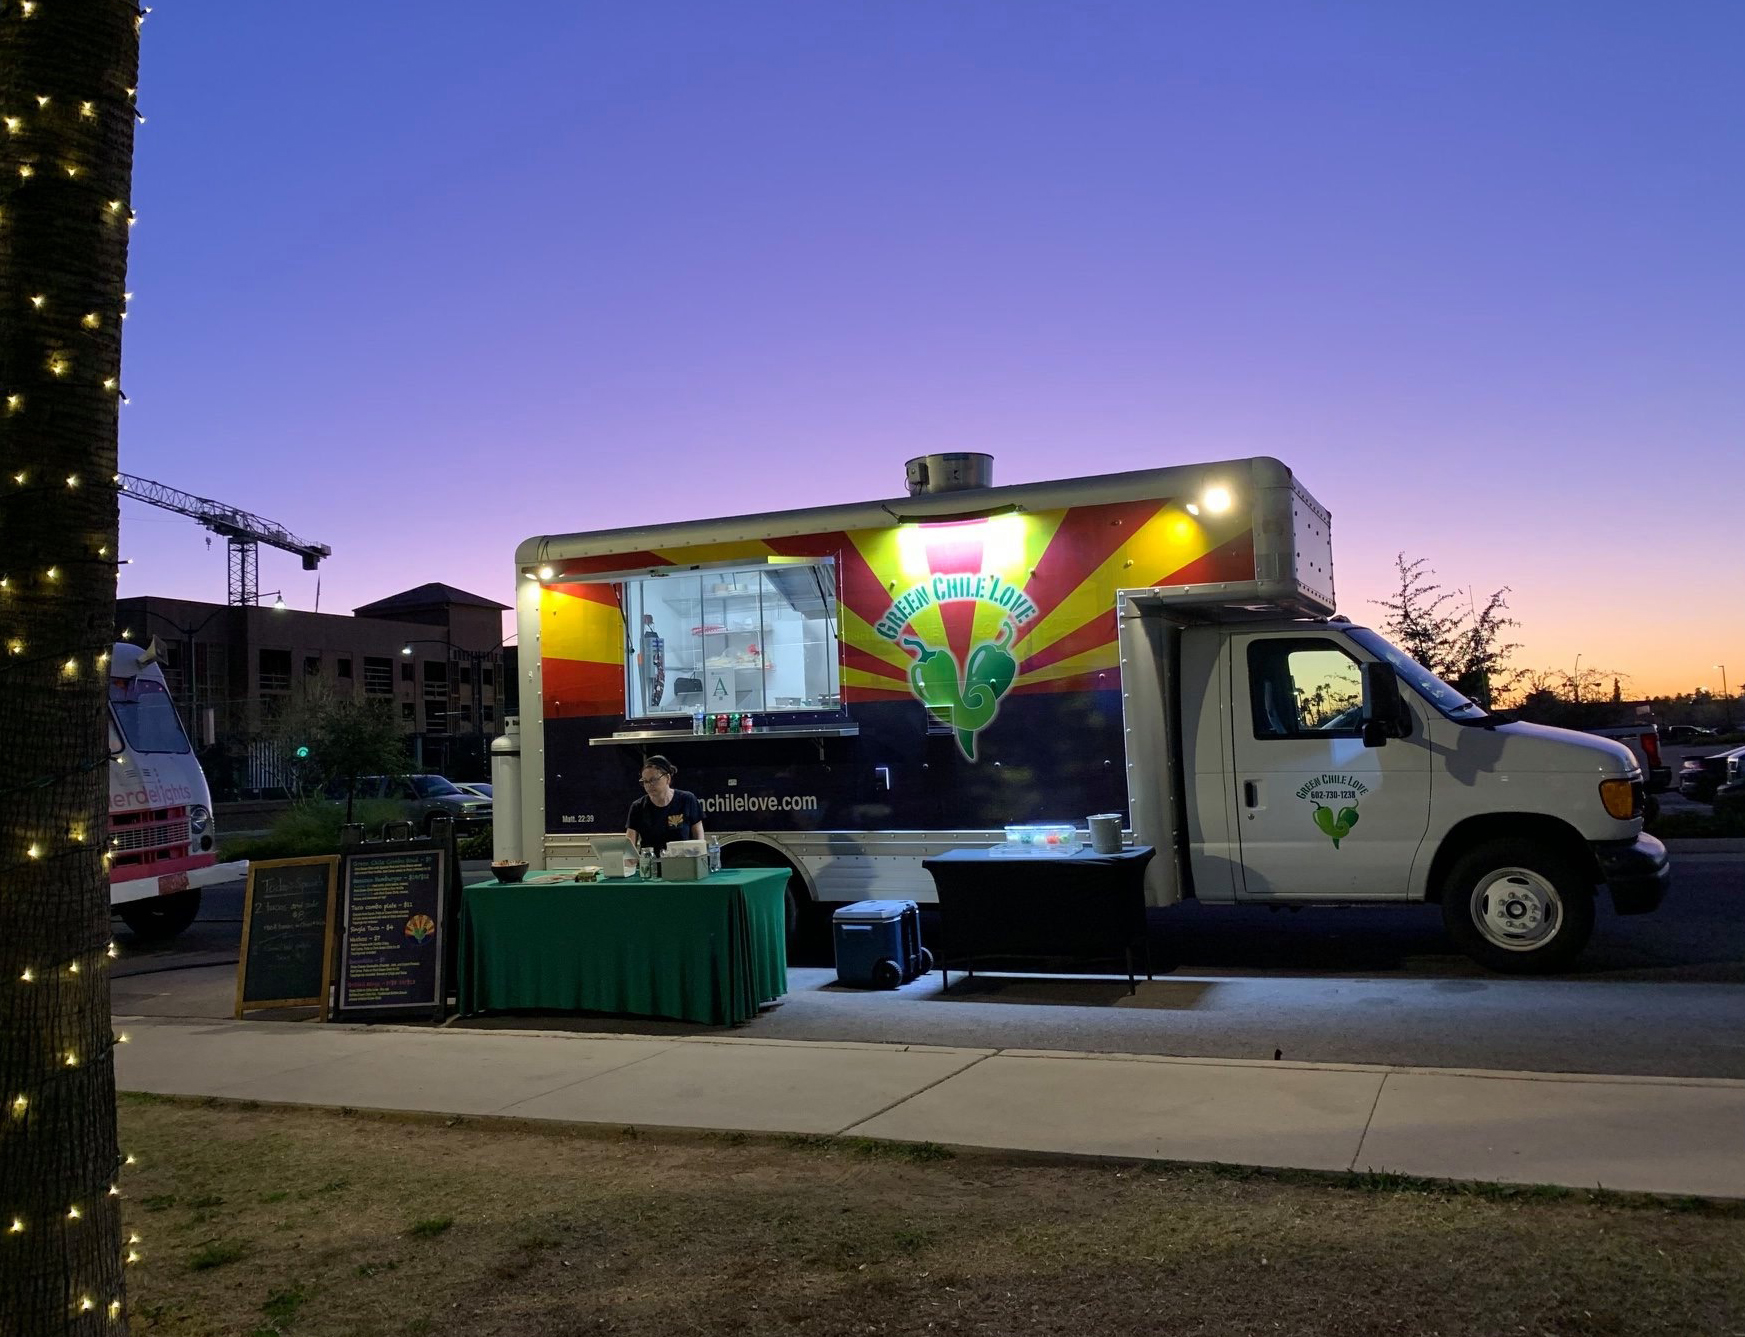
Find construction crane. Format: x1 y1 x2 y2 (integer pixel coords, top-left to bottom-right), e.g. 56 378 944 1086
118 474 333 607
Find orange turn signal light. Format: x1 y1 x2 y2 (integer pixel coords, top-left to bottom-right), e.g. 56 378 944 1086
1599 778 1638 820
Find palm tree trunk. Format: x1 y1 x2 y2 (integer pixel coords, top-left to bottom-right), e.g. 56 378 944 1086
1 3 141 1332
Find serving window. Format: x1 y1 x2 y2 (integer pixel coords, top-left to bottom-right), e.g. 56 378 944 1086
621 561 842 723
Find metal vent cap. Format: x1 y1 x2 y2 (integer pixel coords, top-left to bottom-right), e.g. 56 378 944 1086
904 453 994 495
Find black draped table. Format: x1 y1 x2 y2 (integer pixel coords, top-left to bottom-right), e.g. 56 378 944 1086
920 846 1156 993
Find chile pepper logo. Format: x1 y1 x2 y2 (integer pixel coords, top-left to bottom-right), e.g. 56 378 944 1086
1312 804 1360 848
1296 773 1369 849
900 622 1019 760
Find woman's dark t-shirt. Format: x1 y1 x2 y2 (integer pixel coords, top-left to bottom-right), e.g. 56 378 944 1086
626 790 703 855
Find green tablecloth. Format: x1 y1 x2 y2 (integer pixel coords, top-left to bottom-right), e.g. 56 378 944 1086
458 867 789 1025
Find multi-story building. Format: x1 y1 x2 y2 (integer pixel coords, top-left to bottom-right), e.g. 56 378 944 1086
115 583 510 795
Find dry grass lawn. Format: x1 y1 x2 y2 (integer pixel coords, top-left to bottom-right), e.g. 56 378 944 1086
118 1095 1745 1337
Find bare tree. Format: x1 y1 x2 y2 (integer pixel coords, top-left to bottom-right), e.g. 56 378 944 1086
1372 555 1521 707
1 3 142 1331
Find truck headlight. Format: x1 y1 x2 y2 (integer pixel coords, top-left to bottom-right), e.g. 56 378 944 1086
189 804 211 835
1598 779 1639 820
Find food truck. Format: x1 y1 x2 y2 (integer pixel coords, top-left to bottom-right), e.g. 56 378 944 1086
108 639 245 939
501 454 1668 972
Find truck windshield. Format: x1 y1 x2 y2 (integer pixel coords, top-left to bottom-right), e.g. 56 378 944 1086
1344 628 1488 721
108 677 192 754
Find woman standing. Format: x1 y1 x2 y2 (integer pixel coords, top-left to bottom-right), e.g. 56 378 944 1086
625 754 704 856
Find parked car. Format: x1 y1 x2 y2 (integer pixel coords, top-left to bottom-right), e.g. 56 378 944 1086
1664 724 1719 745
327 774 493 833
454 781 493 801
1715 750 1745 816
1586 724 1671 793
1678 746 1745 803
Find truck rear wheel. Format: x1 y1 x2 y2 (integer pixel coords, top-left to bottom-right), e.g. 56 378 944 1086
117 889 202 942
1441 839 1593 974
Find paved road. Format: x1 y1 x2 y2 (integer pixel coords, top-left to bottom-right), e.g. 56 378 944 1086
112 851 1745 1079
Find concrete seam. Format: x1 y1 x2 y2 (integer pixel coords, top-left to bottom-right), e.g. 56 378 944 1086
1349 1071 1389 1173
833 1049 1001 1136
487 1044 685 1115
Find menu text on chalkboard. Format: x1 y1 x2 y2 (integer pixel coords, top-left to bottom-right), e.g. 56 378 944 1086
337 847 446 1018
235 856 338 1018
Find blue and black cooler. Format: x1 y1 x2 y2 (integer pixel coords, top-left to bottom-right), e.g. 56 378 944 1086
831 899 933 989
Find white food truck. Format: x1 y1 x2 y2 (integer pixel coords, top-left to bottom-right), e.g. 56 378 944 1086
108 639 245 938
499 454 1668 972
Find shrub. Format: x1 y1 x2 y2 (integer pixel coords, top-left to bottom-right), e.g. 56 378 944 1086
458 825 494 860
220 799 409 862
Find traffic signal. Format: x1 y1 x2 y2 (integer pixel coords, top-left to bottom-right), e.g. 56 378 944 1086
294 745 310 759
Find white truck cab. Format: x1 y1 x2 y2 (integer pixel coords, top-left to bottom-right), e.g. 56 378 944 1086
1120 607 1666 971
108 640 246 939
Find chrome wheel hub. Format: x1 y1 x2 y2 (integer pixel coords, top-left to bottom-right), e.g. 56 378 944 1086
1471 867 1561 951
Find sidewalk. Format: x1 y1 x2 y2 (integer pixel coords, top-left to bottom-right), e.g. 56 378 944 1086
113 1015 1745 1199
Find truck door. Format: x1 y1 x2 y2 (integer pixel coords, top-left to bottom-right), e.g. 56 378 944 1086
1231 633 1431 900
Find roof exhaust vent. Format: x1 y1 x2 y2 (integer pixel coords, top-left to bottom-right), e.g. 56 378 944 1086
904 453 993 496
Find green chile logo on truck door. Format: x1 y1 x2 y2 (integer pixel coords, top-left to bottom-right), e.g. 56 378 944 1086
1297 773 1370 848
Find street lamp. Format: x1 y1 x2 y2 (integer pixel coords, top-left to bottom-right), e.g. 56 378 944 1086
127 605 233 725
1573 653 1582 705
1720 665 1732 730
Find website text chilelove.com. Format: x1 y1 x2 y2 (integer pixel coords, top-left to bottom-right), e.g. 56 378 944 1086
701 792 820 816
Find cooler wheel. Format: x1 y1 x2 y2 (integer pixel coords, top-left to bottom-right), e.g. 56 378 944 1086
872 958 903 990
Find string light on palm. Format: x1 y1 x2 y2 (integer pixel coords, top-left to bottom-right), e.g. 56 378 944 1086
0 1 150 1327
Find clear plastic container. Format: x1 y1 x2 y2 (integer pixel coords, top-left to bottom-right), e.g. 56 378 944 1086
1003 823 1078 854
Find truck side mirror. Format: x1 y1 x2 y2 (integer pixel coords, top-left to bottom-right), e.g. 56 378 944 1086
1361 662 1411 748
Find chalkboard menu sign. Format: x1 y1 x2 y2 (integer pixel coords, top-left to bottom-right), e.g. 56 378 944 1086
235 856 338 1019
336 846 447 1019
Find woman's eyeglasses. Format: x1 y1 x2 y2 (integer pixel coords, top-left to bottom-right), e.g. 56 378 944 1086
638 777 663 787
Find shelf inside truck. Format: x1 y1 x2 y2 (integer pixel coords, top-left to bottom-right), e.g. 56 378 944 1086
588 724 859 745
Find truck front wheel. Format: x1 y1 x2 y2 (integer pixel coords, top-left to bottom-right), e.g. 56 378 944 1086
117 889 203 942
1441 840 1594 974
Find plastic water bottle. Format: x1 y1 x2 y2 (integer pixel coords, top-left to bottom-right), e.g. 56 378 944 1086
691 707 705 735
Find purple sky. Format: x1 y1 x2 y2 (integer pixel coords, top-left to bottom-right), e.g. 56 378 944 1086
117 2 1743 697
